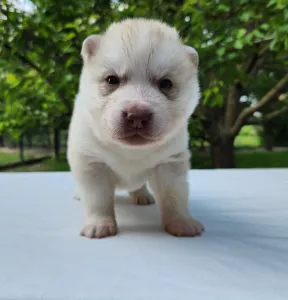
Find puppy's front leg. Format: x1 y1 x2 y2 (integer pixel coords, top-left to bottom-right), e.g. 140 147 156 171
149 161 204 237
73 163 117 239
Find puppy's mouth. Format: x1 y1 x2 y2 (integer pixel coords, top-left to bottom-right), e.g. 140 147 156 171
118 130 158 146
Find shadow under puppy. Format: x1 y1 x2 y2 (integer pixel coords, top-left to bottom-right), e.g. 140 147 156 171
67 18 204 239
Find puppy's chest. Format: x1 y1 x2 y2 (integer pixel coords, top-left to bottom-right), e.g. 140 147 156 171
116 169 152 191
105 156 156 191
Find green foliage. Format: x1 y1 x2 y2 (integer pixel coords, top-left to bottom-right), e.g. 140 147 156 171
0 0 113 138
262 110 288 147
0 0 287 165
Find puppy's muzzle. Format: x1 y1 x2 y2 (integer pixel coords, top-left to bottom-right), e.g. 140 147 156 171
122 105 153 131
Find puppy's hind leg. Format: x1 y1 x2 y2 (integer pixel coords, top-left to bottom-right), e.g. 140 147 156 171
129 184 155 205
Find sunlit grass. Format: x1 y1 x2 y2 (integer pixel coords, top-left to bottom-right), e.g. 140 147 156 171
5 150 288 171
0 152 33 165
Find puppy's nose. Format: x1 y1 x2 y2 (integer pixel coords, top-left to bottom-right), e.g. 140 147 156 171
123 108 153 129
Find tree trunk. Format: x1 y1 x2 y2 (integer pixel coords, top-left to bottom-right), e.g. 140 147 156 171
262 133 274 152
53 127 60 160
47 130 52 149
210 138 235 168
19 135 25 162
0 135 4 147
27 135 33 148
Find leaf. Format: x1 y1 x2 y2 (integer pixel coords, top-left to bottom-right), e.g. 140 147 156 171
216 47 225 56
64 23 76 29
218 4 230 12
260 23 269 30
237 28 247 39
5 73 16 83
267 0 276 7
214 94 224 107
244 32 254 44
285 38 288 50
63 32 76 41
253 29 264 39
234 40 244 49
269 38 277 50
212 86 219 94
240 11 251 22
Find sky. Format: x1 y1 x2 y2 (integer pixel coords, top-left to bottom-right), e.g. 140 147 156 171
9 0 34 12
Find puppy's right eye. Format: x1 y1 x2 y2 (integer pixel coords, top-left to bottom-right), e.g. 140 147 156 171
159 78 173 91
106 75 120 85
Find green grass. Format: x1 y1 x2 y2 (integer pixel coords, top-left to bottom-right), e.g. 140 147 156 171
234 135 261 148
235 151 288 168
234 125 261 148
191 126 262 149
0 152 33 165
192 150 288 169
9 155 69 172
5 150 288 172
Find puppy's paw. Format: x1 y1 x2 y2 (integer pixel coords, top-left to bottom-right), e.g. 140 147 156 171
129 190 155 205
80 219 117 239
130 194 155 205
164 217 204 237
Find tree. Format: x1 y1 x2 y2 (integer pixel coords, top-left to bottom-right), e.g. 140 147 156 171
112 0 288 167
0 0 113 156
245 69 288 150
1 0 287 168
187 0 288 167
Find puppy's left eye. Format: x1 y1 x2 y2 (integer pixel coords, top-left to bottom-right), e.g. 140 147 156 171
159 78 173 90
106 75 120 85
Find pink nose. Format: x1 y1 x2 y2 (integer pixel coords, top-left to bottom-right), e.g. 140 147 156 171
122 107 153 129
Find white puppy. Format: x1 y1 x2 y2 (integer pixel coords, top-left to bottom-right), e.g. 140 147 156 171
67 18 204 239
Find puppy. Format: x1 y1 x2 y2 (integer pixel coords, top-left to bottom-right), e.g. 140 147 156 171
67 18 204 238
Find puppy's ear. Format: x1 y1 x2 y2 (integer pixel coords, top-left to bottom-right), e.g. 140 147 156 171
184 45 199 68
81 35 101 62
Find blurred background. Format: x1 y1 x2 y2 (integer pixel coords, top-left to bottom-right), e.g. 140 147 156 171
0 0 287 172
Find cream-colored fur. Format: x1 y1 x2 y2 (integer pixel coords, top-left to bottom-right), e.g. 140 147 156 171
67 18 204 238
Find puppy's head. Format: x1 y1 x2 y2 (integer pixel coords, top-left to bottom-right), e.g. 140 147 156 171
79 18 200 148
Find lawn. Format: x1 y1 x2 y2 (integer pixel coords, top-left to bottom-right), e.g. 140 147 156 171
235 151 288 168
190 125 262 151
234 125 261 148
0 152 33 165
5 150 288 172
192 150 288 169
8 155 69 172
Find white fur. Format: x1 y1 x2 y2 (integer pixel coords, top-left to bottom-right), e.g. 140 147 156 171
67 18 204 238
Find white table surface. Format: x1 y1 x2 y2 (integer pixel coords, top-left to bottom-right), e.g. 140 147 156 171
0 169 288 300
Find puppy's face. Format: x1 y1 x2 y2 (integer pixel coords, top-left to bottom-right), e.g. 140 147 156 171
79 19 200 148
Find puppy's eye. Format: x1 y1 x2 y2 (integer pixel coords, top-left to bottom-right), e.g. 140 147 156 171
106 75 120 85
159 78 173 90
